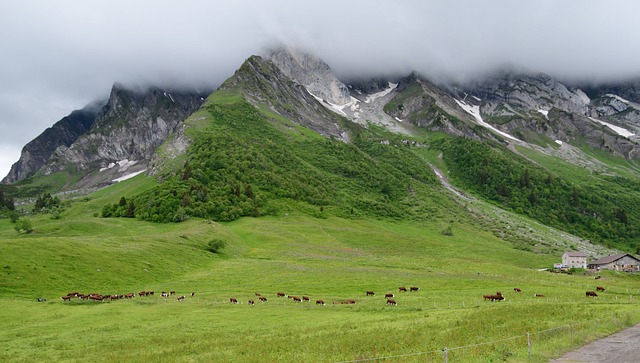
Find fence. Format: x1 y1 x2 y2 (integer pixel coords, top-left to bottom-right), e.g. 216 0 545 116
335 313 638 363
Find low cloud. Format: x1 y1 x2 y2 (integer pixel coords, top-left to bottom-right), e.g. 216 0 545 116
2 0 640 179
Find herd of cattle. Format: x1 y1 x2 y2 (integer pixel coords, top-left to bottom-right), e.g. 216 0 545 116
54 285 608 306
482 286 607 302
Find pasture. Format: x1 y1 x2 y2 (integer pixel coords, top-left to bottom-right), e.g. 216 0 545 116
1 179 640 362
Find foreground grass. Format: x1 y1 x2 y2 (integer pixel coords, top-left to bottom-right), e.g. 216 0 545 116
1 180 640 362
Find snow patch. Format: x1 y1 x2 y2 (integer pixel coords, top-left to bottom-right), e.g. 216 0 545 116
454 99 521 142
537 109 549 119
575 89 590 104
113 169 147 183
472 96 481 102
588 117 635 138
555 140 563 145
395 117 403 122
308 91 359 116
364 82 398 103
606 94 630 104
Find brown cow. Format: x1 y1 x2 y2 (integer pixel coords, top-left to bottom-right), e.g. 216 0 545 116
169 291 175 295
292 296 302 302
248 300 255 305
316 300 325 305
399 287 407 292
586 291 598 297
191 292 195 297
385 293 394 298
366 290 375 296
259 296 267 302
596 286 605 292
514 288 522 293
61 296 72 301
343 299 356 304
534 294 545 298
254 292 261 296
277 292 286 297
302 296 310 302
386 299 397 306
230 297 238 304
409 287 419 292
161 292 169 298
177 295 185 301
483 292 504 301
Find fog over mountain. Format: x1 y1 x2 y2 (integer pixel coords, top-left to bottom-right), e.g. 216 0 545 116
1 0 640 179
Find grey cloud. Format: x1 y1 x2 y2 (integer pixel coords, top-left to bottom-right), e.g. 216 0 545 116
1 0 640 179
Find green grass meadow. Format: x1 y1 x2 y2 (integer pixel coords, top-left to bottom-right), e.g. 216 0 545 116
2 177 640 362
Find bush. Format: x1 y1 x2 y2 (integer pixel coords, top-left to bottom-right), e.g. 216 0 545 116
206 238 227 254
14 219 33 234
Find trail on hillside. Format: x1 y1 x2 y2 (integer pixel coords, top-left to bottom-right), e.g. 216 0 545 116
549 323 640 363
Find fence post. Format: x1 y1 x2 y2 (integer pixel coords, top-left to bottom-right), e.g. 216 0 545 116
614 313 617 326
443 346 448 363
527 332 531 359
570 323 573 342
595 320 598 336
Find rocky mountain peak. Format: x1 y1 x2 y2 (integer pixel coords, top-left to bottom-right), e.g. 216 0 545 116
265 46 351 106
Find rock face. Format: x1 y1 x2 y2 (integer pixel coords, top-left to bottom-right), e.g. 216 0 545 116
3 83 207 188
266 46 351 106
2 102 102 184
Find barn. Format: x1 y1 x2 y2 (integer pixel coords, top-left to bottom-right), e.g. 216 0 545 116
587 253 640 272
562 251 587 269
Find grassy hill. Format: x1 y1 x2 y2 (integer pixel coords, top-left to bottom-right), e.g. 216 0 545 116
2 174 640 362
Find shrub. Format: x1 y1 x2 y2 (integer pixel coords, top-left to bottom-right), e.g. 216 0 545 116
14 219 33 234
206 238 227 253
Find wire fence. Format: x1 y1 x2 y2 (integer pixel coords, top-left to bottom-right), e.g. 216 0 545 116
334 313 639 363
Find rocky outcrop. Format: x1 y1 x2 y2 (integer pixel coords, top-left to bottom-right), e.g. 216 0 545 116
2 101 103 184
266 46 351 106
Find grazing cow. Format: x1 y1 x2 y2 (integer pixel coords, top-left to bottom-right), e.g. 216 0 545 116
292 296 302 302
138 291 146 297
255 292 261 296
410 287 419 292
259 297 267 302
332 301 340 305
67 292 79 297
177 295 185 301
366 290 375 296
302 296 310 302
386 299 397 306
586 291 598 297
399 287 407 292
37 298 47 302
161 292 169 298
191 292 195 297
170 291 175 295
483 292 504 301
514 288 522 293
61 296 72 301
534 294 545 298
230 298 238 304
124 293 134 299
316 300 325 305
596 286 605 292
595 276 602 280
277 292 285 297
343 299 356 304
248 300 255 305
385 293 394 298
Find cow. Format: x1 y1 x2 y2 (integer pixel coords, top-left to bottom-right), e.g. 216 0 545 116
37 298 47 302
161 292 169 298
191 292 195 297
248 300 255 305
385 293 394 298
170 291 176 295
596 286 605 292
259 297 267 302
399 287 407 292
343 299 356 304
410 287 419 292
534 294 545 298
302 296 310 302
61 296 72 301
386 299 397 306
124 293 135 299
230 297 238 304
277 292 286 297
177 295 185 301
292 296 302 302
67 292 79 297
366 290 375 296
138 291 146 297
483 292 504 301
514 288 522 293
255 292 261 296
316 300 325 305
595 276 602 280
586 291 598 297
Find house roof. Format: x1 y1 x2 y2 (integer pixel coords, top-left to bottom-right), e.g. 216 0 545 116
563 251 587 257
589 253 640 265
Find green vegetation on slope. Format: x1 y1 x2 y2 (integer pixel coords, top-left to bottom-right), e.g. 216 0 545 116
434 137 640 250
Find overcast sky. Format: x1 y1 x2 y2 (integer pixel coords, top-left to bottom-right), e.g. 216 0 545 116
2 0 640 180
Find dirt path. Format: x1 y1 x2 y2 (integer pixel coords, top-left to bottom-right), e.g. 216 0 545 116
549 323 640 362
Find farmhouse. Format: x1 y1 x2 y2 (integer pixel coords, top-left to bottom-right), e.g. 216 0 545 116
587 253 640 272
562 251 587 269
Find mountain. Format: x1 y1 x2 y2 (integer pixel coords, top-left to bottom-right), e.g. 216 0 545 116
3 84 208 191
5 47 640 251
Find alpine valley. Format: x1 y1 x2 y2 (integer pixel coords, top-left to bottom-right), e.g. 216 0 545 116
2 47 640 362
